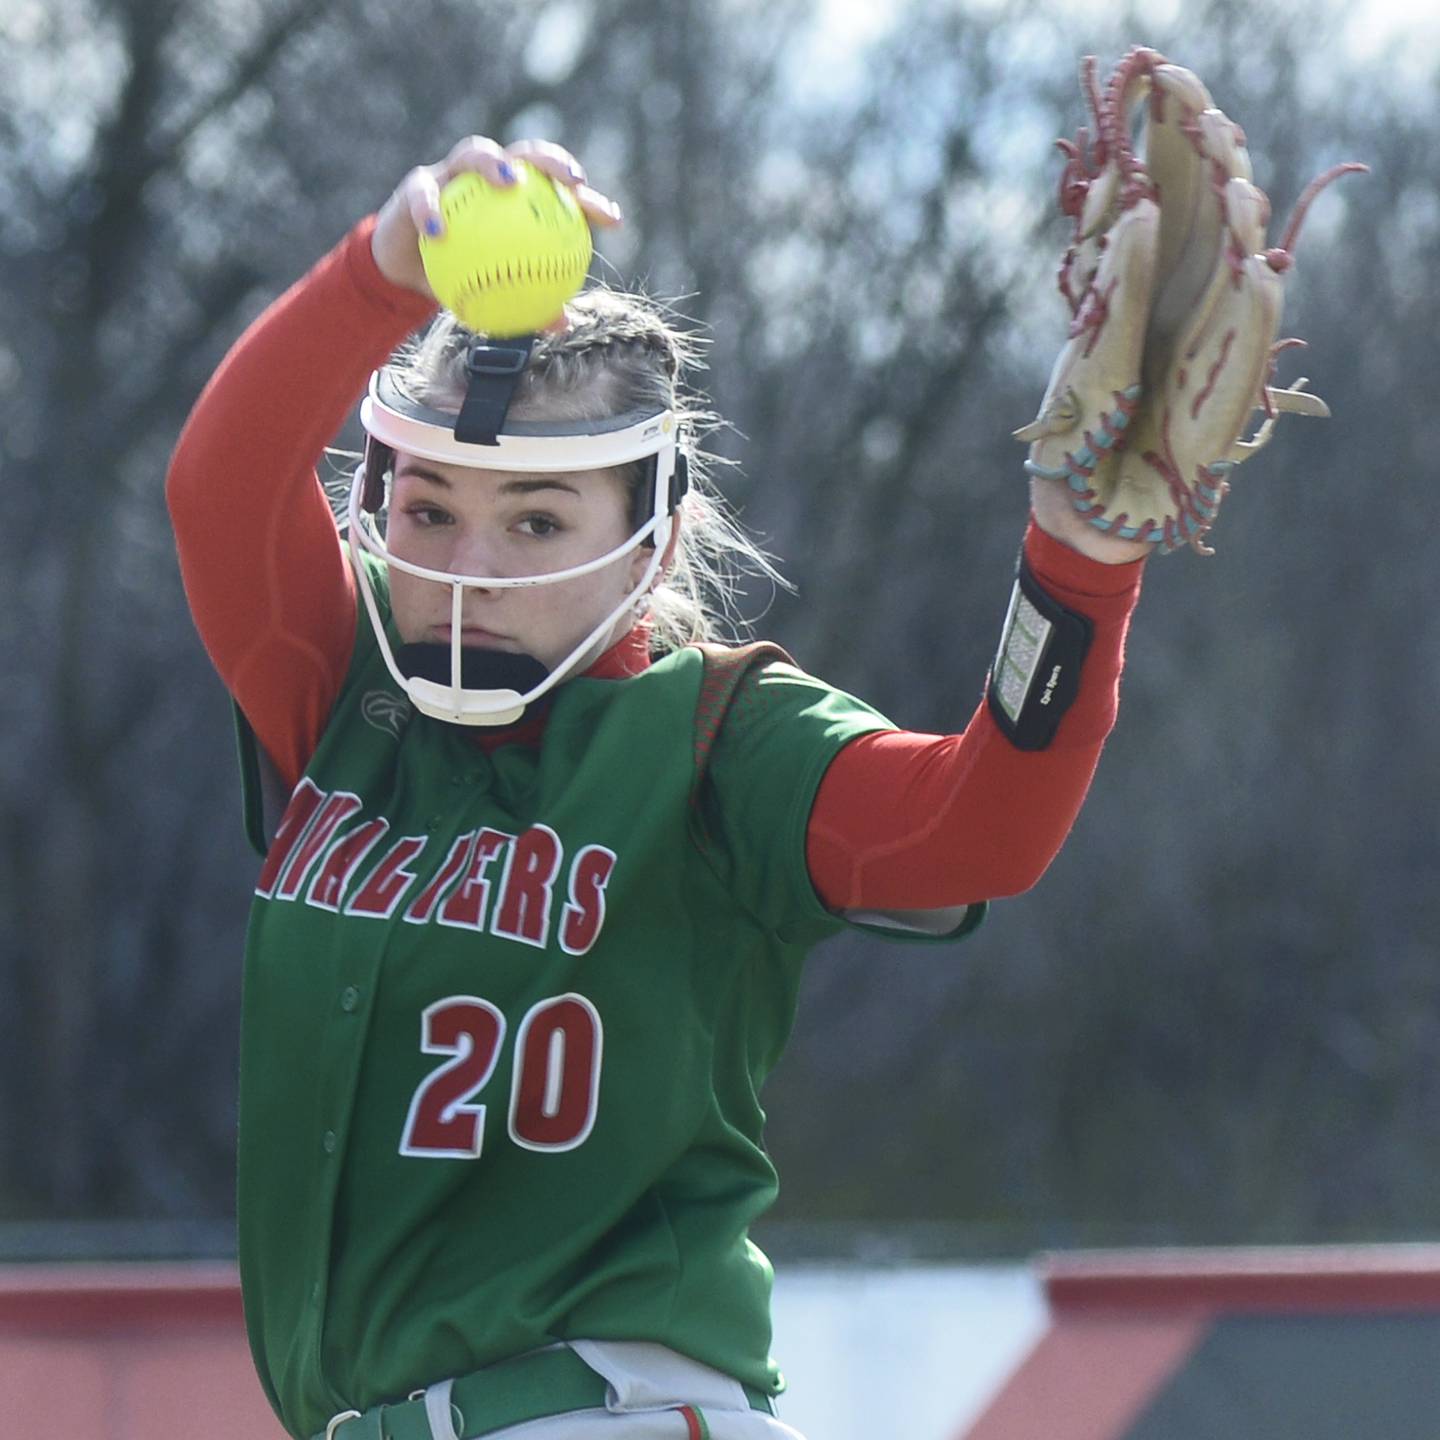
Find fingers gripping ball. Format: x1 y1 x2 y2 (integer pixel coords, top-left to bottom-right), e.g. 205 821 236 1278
419 165 593 337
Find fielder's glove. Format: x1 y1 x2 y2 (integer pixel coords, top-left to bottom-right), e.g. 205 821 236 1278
1016 47 1366 555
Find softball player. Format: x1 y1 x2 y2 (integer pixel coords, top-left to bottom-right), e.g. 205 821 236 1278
167 137 1146 1440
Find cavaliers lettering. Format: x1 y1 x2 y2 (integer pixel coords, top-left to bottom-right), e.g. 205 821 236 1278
256 778 615 955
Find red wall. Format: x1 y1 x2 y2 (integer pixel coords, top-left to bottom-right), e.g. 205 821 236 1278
0 1264 286 1439
963 1245 1440 1440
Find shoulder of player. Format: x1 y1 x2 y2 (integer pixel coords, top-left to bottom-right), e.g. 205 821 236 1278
703 648 894 742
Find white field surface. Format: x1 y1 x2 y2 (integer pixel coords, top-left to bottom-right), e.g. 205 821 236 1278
769 1263 1048 1440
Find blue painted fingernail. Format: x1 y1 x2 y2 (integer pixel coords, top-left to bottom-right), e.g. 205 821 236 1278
499 161 517 183
424 216 442 236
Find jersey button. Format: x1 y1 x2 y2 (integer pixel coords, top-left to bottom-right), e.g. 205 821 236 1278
340 986 360 1013
322 1130 337 1155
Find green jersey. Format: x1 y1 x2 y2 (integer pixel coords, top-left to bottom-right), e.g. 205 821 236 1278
234 563 984 1439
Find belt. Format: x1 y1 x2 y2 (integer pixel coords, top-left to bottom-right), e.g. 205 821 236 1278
316 1346 775 1440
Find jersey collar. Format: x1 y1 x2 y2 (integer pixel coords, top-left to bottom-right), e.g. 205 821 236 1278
469 626 653 751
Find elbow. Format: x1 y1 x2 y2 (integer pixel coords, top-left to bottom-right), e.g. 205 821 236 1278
164 382 226 524
986 858 1056 900
964 836 1070 902
164 427 200 525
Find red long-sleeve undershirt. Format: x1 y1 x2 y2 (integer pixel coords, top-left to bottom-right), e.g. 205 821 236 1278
167 217 1144 915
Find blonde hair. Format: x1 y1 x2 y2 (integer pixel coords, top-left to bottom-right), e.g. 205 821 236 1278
384 288 786 653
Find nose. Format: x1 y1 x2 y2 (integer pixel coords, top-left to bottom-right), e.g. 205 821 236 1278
445 528 508 585
446 566 502 630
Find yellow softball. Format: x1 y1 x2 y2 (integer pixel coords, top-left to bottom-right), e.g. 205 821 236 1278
419 164 593 337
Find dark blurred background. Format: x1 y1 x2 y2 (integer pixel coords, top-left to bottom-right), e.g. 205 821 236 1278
2 0 1434 1260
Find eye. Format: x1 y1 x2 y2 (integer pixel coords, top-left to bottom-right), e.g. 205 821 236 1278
516 513 563 538
403 503 453 528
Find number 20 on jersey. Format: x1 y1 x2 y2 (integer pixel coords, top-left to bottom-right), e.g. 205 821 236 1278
400 992 602 1159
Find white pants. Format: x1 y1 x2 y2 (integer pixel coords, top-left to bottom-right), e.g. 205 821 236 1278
420 1340 807 1440
477 1411 805 1439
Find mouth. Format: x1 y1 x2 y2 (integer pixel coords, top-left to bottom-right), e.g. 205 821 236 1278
430 625 514 649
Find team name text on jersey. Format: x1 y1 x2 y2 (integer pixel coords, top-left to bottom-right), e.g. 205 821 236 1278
254 779 616 954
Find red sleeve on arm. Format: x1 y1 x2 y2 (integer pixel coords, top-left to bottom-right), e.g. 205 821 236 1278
806 520 1146 911
166 216 436 790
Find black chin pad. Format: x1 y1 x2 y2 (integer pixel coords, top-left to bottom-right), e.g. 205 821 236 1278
396 644 552 706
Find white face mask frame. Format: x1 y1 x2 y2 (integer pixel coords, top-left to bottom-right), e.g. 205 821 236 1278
349 369 684 727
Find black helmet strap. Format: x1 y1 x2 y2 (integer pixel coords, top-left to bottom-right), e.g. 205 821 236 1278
454 336 537 446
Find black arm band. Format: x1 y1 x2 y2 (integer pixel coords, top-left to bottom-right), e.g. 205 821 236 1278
986 553 1094 751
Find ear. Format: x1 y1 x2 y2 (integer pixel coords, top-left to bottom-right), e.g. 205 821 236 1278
659 511 682 573
630 512 682 588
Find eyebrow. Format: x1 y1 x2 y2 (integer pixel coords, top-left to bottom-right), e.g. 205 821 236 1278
394 462 581 497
